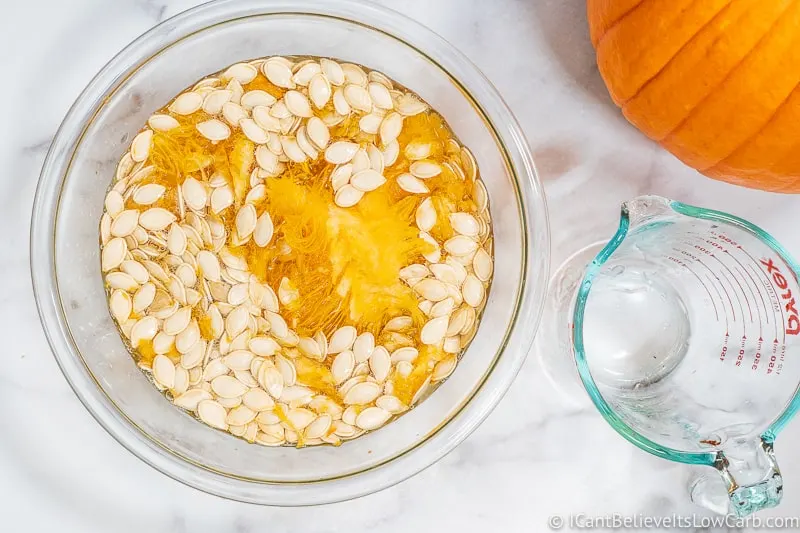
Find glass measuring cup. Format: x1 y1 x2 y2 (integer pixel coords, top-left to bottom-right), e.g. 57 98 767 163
543 195 800 516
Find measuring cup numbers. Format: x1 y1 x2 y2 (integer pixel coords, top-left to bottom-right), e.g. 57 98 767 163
664 227 798 377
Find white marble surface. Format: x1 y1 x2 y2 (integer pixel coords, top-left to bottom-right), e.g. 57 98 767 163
3 0 800 531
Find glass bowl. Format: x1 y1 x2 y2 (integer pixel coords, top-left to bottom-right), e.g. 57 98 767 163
30 0 549 505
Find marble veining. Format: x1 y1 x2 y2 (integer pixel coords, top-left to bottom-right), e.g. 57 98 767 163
3 0 800 531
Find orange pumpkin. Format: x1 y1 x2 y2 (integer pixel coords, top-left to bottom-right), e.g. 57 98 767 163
588 0 800 193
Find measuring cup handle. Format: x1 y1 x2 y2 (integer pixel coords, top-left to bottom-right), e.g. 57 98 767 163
692 439 783 517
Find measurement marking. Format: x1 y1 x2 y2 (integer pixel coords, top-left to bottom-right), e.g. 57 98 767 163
681 261 719 321
711 254 751 324
733 262 769 325
723 248 765 323
698 257 737 322
734 266 764 337
681 236 739 323
706 274 729 330
671 245 730 326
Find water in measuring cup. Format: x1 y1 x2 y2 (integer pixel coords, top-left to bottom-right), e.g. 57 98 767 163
582 265 691 391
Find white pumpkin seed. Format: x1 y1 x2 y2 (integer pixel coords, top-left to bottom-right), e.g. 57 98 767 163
397 173 429 194
139 208 176 231
444 235 478 256
450 212 480 237
226 405 257 426
222 101 248 126
473 248 493 281
331 350 355 385
343 84 372 113
210 187 234 214
462 274 485 308
334 185 364 208
109 290 132 322
173 389 212 410
280 135 307 163
410 160 442 179
305 414 332 439
163 306 192 336
132 184 165 206
241 90 276 109
175 320 200 354
263 58 295 88
329 326 357 354
235 204 257 240
368 82 393 109
202 89 233 115
101 238 127 271
224 62 258 84
415 197 436 232
196 118 231 142
239 118 269 144
325 141 359 164
333 88 351 115
130 316 158 347
352 333 375 363
259 366 284 399
320 58 345 85
379 112 403 145
197 250 222 281
284 90 313 118
420 315 448 345
405 142 432 161
130 130 153 163
170 92 203 115
148 114 180 131
382 139 399 166
341 63 368 86
359 113 382 134
152 355 176 389
105 190 124 217
305 116 330 150
414 279 448 302
355 406 390 430
198 400 228 429
350 169 386 192
309 73 332 108
343 381 381 405
431 297 455 318
396 93 427 116
243 388 275 411
291 62 320 86
369 347 391 381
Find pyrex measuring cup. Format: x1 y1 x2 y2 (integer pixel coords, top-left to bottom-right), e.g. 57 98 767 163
553 196 800 516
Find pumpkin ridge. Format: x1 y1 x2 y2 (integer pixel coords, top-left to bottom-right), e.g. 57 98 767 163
622 0 777 141
591 0 648 48
619 0 739 108
660 0 799 165
597 0 734 104
712 80 800 174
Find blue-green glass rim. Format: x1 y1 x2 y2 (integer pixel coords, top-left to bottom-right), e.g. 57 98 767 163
572 199 800 466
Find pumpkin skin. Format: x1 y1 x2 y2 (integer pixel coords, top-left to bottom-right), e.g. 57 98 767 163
588 0 800 193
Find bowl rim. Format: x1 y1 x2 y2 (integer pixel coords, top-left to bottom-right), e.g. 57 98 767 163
30 0 550 505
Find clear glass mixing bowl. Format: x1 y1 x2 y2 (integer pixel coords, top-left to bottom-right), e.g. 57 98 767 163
30 0 549 505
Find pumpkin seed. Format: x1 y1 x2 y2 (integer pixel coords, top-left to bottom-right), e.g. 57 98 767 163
170 92 203 115
198 400 228 429
355 407 390 430
334 185 364 208
397 173 429 194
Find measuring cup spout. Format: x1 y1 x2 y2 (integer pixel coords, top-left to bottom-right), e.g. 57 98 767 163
621 195 674 229
691 438 783 517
